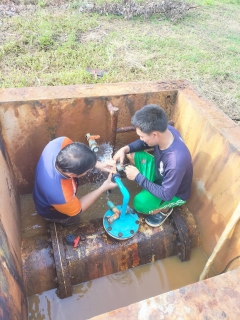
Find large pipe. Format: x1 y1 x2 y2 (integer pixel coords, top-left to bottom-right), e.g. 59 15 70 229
22 209 200 297
21 233 57 295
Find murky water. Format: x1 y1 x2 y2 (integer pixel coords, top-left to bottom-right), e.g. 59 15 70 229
27 247 214 320
21 178 141 239
21 147 215 319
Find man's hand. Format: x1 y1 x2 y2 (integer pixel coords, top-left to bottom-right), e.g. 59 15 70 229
95 160 116 173
125 165 140 181
113 146 130 166
102 172 117 191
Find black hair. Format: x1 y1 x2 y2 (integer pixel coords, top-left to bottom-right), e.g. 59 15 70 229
131 104 168 134
56 142 97 175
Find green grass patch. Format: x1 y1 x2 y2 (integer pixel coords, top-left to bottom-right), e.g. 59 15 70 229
188 0 240 5
1 1 240 118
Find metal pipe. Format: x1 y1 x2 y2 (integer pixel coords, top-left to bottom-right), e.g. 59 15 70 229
22 209 200 297
107 200 120 223
115 121 174 135
112 175 130 220
85 133 100 153
106 102 119 150
116 126 135 133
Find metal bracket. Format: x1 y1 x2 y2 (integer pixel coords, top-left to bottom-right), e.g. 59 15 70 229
171 208 191 261
50 223 73 298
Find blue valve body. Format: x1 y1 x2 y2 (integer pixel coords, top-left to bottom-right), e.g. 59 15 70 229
103 173 139 240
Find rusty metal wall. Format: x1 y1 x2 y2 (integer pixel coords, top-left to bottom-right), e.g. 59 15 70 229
172 82 240 274
0 82 178 195
0 131 27 320
1 80 240 314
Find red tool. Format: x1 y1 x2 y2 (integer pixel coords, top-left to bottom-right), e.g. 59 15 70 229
73 236 80 248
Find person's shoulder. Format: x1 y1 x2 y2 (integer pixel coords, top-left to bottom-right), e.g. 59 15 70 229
43 137 69 155
168 124 180 135
47 136 71 146
168 125 187 144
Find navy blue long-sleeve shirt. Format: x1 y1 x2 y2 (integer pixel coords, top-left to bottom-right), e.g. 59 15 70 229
128 125 193 201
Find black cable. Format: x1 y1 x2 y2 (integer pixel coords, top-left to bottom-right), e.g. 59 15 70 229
219 255 240 274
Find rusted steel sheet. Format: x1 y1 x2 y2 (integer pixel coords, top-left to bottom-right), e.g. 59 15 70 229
174 85 240 273
0 221 27 320
0 82 178 194
0 81 182 102
91 268 240 319
22 209 200 296
0 131 27 320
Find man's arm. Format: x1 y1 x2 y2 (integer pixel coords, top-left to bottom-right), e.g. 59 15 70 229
79 173 117 211
126 166 186 201
113 140 149 166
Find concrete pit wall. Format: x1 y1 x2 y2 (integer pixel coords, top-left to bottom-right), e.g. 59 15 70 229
1 80 240 318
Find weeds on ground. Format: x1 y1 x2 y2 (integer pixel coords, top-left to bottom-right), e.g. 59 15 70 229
0 0 239 118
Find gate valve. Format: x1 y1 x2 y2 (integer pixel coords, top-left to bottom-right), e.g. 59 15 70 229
103 172 140 240
86 133 100 152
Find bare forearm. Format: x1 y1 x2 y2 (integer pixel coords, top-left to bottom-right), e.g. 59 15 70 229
79 185 107 212
122 145 130 153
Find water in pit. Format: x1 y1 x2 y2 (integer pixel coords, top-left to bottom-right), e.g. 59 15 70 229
27 247 213 320
21 180 216 320
22 140 214 319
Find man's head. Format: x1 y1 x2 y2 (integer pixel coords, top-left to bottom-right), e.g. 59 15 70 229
131 104 168 133
56 142 97 177
131 104 168 146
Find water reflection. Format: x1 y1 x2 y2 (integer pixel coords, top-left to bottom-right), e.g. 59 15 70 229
28 295 46 320
107 270 134 286
28 247 215 320
73 281 93 300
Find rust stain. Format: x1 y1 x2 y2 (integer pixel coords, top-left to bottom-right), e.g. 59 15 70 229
129 243 140 267
14 107 19 118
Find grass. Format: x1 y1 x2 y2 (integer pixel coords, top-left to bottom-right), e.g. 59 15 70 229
0 0 240 119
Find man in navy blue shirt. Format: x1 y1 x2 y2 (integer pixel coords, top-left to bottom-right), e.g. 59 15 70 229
113 104 193 227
